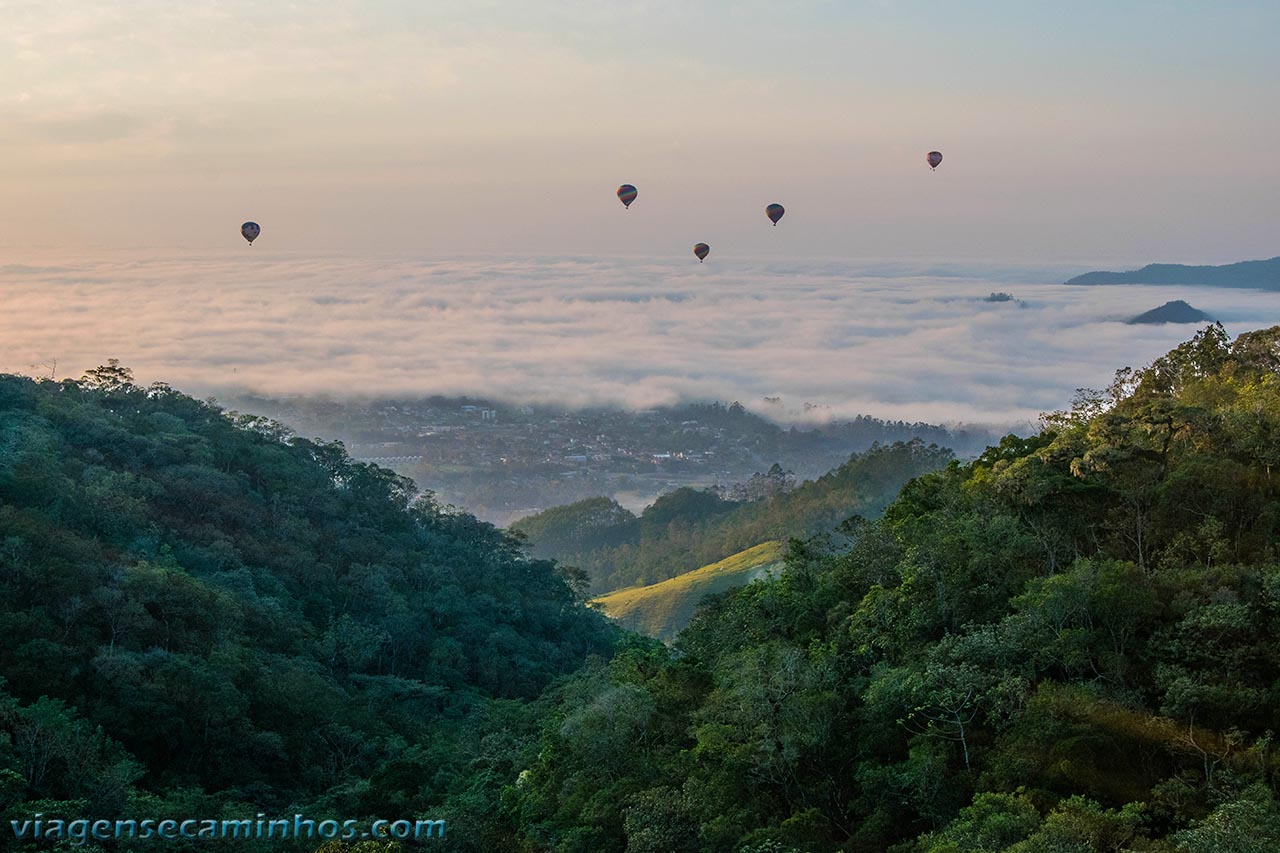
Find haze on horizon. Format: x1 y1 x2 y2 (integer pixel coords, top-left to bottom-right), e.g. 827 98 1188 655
5 2 1280 424
2 1 1278 263
8 253 1280 426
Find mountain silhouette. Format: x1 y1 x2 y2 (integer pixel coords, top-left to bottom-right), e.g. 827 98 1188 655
1068 256 1280 289
1127 300 1214 325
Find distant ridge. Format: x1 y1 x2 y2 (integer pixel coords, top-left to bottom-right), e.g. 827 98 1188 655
1067 256 1280 289
1127 300 1214 325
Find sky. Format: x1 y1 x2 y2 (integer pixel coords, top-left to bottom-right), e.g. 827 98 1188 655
6 252 1280 424
2 1 1279 263
3 2 1280 424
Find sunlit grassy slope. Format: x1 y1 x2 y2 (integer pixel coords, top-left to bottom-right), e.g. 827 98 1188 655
591 541 785 641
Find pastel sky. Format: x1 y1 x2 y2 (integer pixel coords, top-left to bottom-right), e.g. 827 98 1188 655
3 1 1278 263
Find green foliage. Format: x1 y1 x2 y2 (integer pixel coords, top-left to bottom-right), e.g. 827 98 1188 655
916 791 1042 852
507 326 1280 851
0 367 618 848
509 496 640 557
1172 784 1280 852
592 541 785 641
516 439 953 592
10 325 1280 852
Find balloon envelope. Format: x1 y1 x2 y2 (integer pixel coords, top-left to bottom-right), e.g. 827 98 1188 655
693 243 710 262
765 203 785 225
617 184 638 208
241 222 260 244
926 151 943 170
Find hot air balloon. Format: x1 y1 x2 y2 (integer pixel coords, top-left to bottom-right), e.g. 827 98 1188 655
926 151 943 170
693 243 710 262
765 203 785 226
241 222 260 245
617 184 638 209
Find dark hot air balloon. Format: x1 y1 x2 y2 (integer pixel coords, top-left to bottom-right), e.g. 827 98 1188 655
241 222 260 245
926 151 943 170
617 184 638 209
693 243 710 262
765 203 785 225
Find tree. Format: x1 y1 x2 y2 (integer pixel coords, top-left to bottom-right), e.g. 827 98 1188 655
1172 785 1280 852
916 791 1042 853
79 359 136 392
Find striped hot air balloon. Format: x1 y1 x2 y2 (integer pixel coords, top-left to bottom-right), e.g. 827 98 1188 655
765 203 785 226
617 184 638 209
693 243 710 262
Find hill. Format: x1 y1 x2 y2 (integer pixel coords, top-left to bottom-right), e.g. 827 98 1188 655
227 394 1008 526
513 439 954 593
0 362 617 839
507 325 1280 852
1067 255 1280 288
1126 299 1214 324
591 541 785 641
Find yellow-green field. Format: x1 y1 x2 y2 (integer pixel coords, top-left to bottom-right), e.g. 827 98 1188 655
591 541 785 641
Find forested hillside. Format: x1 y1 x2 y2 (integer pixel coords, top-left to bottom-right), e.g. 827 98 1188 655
10 325 1280 853
514 440 953 593
502 325 1280 851
0 363 617 851
1067 256 1280 288
592 542 786 641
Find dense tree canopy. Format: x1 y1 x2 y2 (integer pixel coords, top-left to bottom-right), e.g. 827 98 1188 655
8 326 1280 852
0 366 618 851
502 325 1280 851
514 440 953 593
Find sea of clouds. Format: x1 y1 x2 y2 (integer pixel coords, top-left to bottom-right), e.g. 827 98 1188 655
5 251 1280 426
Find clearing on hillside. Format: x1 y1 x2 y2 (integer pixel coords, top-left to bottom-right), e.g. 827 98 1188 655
591 541 785 641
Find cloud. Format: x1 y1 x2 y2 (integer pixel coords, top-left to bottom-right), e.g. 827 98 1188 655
5 251 1280 425
22 111 147 144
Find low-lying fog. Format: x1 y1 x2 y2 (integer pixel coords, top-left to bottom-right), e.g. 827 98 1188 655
7 251 1280 423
